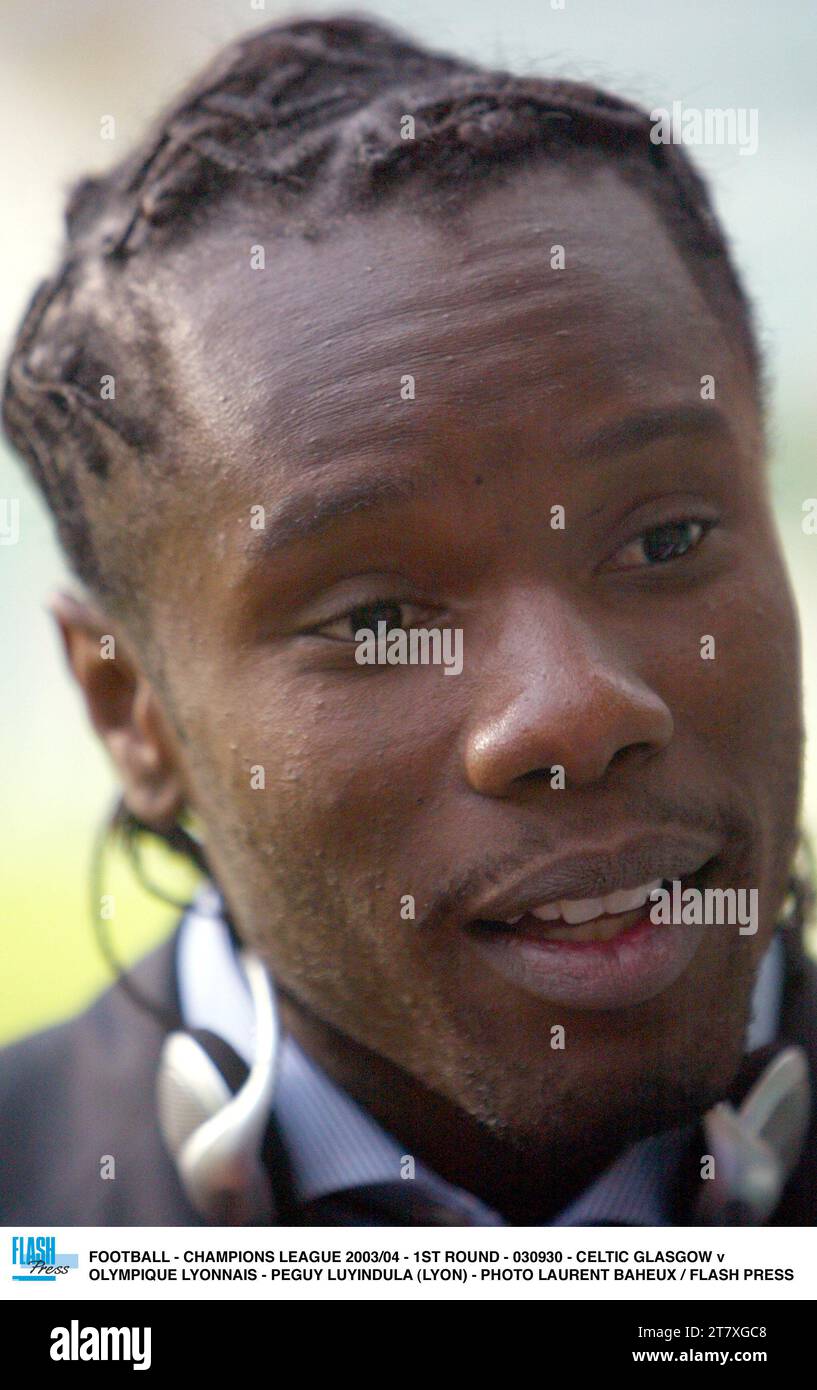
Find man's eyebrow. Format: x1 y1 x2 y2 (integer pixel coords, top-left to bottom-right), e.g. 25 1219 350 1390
571 404 736 461
244 404 735 564
245 468 433 562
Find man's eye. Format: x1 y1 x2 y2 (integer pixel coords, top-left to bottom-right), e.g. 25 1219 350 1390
314 598 430 643
609 518 713 571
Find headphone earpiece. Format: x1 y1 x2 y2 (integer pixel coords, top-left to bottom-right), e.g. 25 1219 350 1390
156 950 279 1224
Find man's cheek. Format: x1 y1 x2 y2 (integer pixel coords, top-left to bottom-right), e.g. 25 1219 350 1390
220 721 427 899
713 594 800 765
663 572 798 748
260 702 430 819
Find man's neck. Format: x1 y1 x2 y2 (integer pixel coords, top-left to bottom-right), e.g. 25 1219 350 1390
276 990 630 1224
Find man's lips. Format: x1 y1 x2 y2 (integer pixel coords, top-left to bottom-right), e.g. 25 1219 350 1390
457 832 722 1009
461 831 721 929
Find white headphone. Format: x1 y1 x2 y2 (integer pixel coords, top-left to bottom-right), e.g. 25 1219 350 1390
694 1045 810 1223
156 950 280 1225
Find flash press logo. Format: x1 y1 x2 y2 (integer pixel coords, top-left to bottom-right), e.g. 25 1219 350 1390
11 1234 78 1282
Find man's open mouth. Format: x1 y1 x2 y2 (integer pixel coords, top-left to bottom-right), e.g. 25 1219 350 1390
473 876 662 943
466 859 718 948
462 845 721 1008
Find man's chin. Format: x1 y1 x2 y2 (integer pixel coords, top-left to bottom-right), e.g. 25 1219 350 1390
469 938 760 1153
460 995 753 1169
496 1043 748 1171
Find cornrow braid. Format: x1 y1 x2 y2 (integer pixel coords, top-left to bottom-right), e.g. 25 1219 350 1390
2 11 761 618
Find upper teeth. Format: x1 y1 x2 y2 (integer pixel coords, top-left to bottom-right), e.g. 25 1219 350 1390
506 878 663 926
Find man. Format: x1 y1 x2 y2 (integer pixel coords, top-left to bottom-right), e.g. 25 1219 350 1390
1 14 815 1226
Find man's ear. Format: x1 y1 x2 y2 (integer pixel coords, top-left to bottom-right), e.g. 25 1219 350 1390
48 589 189 832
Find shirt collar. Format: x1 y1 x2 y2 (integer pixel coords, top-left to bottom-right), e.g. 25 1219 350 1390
175 881 784 1225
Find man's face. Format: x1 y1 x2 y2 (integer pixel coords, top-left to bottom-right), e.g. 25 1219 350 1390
137 161 802 1153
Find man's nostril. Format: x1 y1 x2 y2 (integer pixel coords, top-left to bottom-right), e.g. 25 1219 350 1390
607 742 655 771
517 767 556 784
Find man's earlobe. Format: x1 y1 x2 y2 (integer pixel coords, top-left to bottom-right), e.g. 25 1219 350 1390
47 589 188 832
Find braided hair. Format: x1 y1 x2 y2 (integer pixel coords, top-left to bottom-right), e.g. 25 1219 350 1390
3 12 760 630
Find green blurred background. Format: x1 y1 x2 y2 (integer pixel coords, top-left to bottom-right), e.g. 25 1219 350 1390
1 0 815 1046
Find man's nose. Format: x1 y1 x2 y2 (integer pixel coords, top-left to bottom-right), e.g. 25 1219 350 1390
462 598 674 796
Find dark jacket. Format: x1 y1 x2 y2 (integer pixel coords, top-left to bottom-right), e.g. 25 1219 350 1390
1 921 816 1225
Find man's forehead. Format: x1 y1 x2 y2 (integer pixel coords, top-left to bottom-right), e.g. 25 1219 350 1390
159 162 755 489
